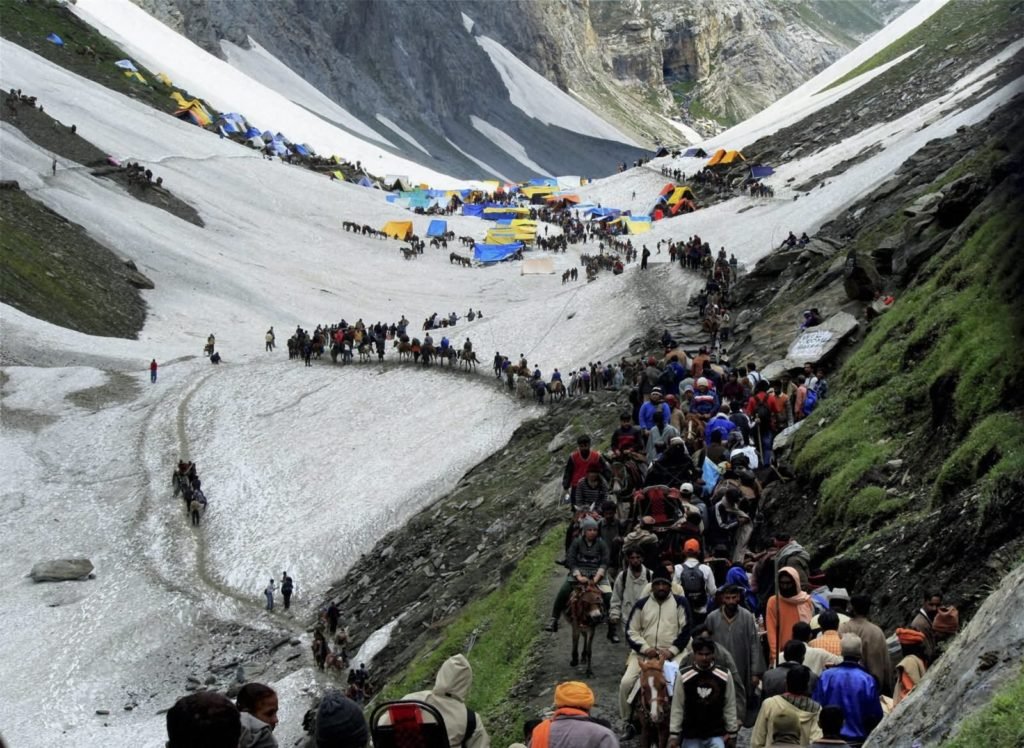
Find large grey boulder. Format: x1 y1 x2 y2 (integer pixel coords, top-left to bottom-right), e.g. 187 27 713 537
30 558 94 582
762 312 860 378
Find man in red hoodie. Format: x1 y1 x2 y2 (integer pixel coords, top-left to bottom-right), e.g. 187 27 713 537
561 434 609 499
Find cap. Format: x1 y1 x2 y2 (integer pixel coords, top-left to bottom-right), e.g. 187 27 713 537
669 436 685 446
697 377 709 388
827 588 850 603
580 517 599 530
680 482 694 494
683 539 701 554
651 567 672 584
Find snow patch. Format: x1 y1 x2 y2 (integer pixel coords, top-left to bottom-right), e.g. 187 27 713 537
355 616 404 667
375 114 432 156
444 137 515 183
461 12 475 34
474 35 639 147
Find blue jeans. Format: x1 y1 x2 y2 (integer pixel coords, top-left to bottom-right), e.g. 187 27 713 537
682 738 725 748
265 592 273 610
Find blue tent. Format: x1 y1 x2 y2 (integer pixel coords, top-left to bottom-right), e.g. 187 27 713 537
426 219 447 237
473 242 523 263
46 33 64 46
357 176 373 188
528 177 557 186
750 164 775 179
683 147 708 158
293 144 310 157
219 120 239 134
244 127 261 139
462 204 485 218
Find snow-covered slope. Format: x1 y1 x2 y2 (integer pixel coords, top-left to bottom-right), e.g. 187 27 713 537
0 0 1020 743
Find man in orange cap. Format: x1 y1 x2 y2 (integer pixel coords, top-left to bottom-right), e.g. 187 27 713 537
676 538 715 625
516 681 618 747
892 628 928 706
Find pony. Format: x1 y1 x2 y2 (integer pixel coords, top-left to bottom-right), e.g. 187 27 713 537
566 581 604 677
547 380 566 402
358 342 373 363
681 413 706 456
436 347 457 366
634 656 671 748
459 350 479 371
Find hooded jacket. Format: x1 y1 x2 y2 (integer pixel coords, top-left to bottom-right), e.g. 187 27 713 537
751 694 823 748
765 568 814 664
403 654 490 748
239 712 277 748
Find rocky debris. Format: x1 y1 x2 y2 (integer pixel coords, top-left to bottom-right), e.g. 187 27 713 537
122 259 155 290
0 180 20 190
30 558 94 582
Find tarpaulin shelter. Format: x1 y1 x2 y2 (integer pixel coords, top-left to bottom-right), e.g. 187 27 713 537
683 147 708 158
473 242 523 263
380 221 414 240
114 59 138 72
426 220 448 237
156 72 173 87
385 175 412 191
705 149 727 167
171 92 212 127
749 164 775 179
521 258 555 275
46 33 64 46
357 176 375 188
557 176 582 189
626 220 652 234
483 207 530 221
244 127 261 139
330 170 345 180
462 204 485 217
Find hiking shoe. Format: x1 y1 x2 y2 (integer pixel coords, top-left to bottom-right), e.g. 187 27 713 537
543 617 559 633
620 722 638 740
607 627 621 644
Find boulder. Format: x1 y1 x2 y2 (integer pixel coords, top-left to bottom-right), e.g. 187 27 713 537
936 173 987 228
772 420 805 453
764 312 860 377
30 558 94 582
843 251 883 301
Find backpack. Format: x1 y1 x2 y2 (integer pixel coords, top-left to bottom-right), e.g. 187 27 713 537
803 388 819 415
680 564 707 609
754 397 775 434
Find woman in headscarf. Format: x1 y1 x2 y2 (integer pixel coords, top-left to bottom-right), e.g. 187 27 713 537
765 567 813 665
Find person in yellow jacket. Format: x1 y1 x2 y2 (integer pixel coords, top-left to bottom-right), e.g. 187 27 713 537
751 665 823 748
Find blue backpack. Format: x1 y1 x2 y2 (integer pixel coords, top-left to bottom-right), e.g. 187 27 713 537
804 388 819 415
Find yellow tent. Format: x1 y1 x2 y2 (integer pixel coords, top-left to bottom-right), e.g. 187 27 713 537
170 92 212 126
705 148 726 167
124 70 147 84
521 186 555 199
483 206 531 216
626 220 652 235
331 170 345 180
720 150 746 165
667 186 696 205
156 72 173 87
381 221 414 240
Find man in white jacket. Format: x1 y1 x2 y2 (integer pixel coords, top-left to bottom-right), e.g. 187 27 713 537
609 549 653 644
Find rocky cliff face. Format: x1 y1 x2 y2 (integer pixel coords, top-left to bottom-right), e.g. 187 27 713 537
129 0 907 176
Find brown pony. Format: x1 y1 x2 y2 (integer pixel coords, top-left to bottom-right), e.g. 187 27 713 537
566 581 603 677
635 656 671 748
681 413 705 456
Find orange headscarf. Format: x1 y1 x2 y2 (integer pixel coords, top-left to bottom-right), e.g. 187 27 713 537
896 627 926 646
554 681 595 710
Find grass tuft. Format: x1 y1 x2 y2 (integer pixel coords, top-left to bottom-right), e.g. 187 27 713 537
941 665 1024 748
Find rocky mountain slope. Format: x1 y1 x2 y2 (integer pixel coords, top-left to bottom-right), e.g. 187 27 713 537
129 0 907 178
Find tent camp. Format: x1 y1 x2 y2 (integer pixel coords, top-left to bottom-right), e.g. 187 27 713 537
521 257 555 275
705 149 727 167
653 146 670 158
473 242 523 263
426 219 447 237
171 92 212 127
385 175 412 191
380 221 414 240
719 150 746 165
683 147 708 158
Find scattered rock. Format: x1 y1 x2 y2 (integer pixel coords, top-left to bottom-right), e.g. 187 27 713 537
95 710 110 716
843 251 883 301
30 558 94 582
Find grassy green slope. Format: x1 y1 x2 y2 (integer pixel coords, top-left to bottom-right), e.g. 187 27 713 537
0 0 216 117
793 178 1024 531
376 528 562 746
821 0 1021 92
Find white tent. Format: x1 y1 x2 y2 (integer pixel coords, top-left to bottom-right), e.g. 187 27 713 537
521 257 555 275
